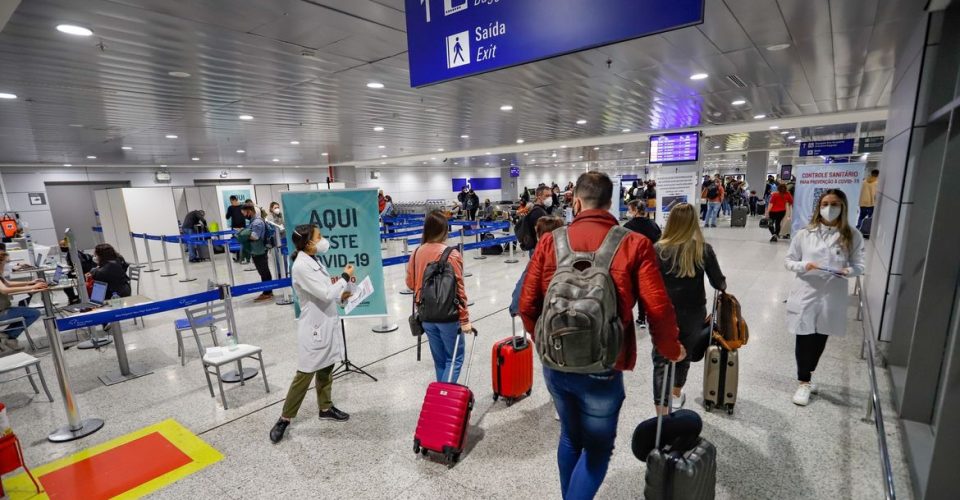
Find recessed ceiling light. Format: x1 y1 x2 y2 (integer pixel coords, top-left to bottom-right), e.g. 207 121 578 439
437 148 444 152
713 145 720 149
788 135 796 139
531 159 536 163
86 155 96 159
766 43 791 51
373 126 384 132
160 164 167 168
56 24 93 36
689 73 709 80
485 151 492 155
576 119 587 125
753 114 767 120
294 165 300 168
780 131 789 135
499 105 513 111
290 140 300 145
378 145 386 149
454 162 460 166
523 153 529 156
485 162 490 166
425 108 437 113
561 145 568 148
617 149 623 152
63 163 72 167
593 147 600 150
68 123 83 127
0 93 16 100
321 152 329 156
380 154 387 158
168 71 191 78
431 157 437 160
551 153 557 157
236 149 245 153
165 134 178 139
731 99 746 106
238 115 253 121
366 82 385 89
191 157 199 161
460 134 469 139
769 125 780 130
272 158 279 162
641 152 646 155
622 128 631 133
578 155 584 159
500 158 506 161
237 165 243 168
121 146 132 150
380 162 386 165
516 139 524 144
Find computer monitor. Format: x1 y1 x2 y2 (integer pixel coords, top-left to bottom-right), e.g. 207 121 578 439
90 281 108 305
49 265 63 285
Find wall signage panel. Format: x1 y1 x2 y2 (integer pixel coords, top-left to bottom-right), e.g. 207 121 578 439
799 139 855 157
405 0 704 87
859 136 884 153
649 132 700 163
452 177 502 191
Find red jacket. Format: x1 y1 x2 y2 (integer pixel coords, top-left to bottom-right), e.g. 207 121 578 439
518 209 682 370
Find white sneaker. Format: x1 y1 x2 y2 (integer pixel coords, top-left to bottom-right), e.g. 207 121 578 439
792 384 812 406
809 383 819 394
670 391 686 410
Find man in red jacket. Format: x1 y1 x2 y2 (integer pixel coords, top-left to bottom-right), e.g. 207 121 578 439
519 171 684 499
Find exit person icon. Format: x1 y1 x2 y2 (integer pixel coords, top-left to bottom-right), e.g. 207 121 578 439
453 37 465 64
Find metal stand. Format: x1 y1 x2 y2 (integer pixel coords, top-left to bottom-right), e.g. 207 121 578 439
504 221 519 263
65 228 91 305
97 319 152 385
207 239 220 283
218 285 257 383
269 226 292 305
179 235 197 283
128 233 145 269
399 288 414 295
223 240 237 286
160 236 177 277
40 289 104 442
473 224 487 260
371 316 398 333
333 319 378 381
142 235 158 273
459 228 472 278
76 326 112 350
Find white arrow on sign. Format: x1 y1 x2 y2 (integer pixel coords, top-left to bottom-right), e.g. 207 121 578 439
421 0 431 22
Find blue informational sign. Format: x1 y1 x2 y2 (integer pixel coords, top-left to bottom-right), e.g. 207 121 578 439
509 166 520 177
452 177 502 191
649 132 700 163
799 139 855 157
405 0 704 87
280 189 387 318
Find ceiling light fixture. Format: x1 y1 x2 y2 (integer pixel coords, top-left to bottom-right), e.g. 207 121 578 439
689 73 709 80
165 134 178 139
0 93 16 100
713 145 720 149
431 157 437 160
766 43 791 51
192 157 199 161
788 135 796 139
168 71 191 78
380 155 387 158
236 149 245 153
373 126 384 132
56 24 93 36
121 146 132 150
237 165 243 168
769 125 780 130
561 145 568 148
622 128 631 133
516 139 524 144
238 115 253 120
499 105 513 111
753 114 766 120
731 99 746 106
290 140 300 145
460 134 469 139
272 158 279 162
593 147 600 150
86 155 96 159
617 149 623 152
576 119 587 125
321 152 328 156
437 148 444 152
366 82 385 89
780 131 789 135
378 145 386 149
63 163 72 167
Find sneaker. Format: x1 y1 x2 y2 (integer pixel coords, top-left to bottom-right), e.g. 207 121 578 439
319 406 350 422
809 383 819 394
770 235 778 242
253 293 274 302
792 383 812 406
635 318 647 328
783 234 791 240
269 418 290 443
670 391 686 410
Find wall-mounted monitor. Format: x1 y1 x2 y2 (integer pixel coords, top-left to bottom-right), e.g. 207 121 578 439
649 132 699 164
509 166 520 177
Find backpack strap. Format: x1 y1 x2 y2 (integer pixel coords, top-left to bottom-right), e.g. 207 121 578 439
438 245 456 267
593 225 629 271
553 228 575 267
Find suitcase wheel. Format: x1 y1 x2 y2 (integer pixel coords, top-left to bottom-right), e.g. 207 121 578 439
505 398 514 407
704 401 714 412
525 389 532 396
413 440 421 454
492 394 499 402
421 448 429 457
726 404 735 415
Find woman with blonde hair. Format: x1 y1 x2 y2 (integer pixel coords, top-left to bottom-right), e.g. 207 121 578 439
653 203 726 413
784 189 865 406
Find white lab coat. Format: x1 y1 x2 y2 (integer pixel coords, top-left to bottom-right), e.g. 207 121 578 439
784 224 865 336
291 251 350 372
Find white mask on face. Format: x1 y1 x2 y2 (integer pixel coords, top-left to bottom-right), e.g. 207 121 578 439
543 197 553 208
315 238 331 254
272 208 281 215
820 205 841 223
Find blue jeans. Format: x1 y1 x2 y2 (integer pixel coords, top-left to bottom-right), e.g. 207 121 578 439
543 367 625 500
706 202 721 226
0 307 41 339
423 321 464 383
721 199 731 215
182 228 197 260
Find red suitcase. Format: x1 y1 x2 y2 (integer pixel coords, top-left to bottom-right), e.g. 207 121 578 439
492 317 533 405
414 329 477 466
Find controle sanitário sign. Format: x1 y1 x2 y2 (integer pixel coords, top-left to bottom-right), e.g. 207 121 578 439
406 0 705 87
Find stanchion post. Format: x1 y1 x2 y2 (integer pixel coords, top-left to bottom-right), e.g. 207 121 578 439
270 224 292 305
178 235 197 283
505 220 519 263
160 235 177 277
473 222 487 260
219 284 258 383
142 235 158 273
207 239 220 283
129 233 144 269
459 227 473 278
223 239 237 286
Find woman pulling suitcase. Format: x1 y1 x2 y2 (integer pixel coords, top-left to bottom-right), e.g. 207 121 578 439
652 203 726 414
784 189 865 406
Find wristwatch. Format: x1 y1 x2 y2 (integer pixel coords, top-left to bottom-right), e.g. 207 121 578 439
341 272 351 282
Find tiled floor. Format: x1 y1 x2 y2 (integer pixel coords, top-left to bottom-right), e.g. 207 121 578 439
5 220 913 499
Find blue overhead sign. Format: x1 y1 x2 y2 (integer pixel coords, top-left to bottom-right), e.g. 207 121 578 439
405 0 705 87
799 139 856 157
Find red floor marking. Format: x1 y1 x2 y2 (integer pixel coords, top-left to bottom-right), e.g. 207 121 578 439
38 432 192 500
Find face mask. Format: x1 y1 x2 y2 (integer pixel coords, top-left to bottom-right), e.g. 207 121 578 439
820 205 841 223
314 238 331 254
543 197 553 208
272 208 281 215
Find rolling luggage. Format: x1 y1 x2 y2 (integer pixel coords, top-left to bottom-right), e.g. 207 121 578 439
491 317 533 404
730 206 748 227
859 215 872 239
413 329 478 466
703 345 738 415
759 217 769 228
480 233 504 255
645 363 718 500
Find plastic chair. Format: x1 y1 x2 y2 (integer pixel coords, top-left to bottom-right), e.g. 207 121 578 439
0 352 53 402
0 318 36 352
174 280 218 366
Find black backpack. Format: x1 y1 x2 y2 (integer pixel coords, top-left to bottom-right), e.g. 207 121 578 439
518 206 544 251
416 246 461 323
706 184 719 199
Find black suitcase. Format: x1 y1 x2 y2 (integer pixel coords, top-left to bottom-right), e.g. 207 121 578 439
759 217 769 228
644 363 717 500
479 233 503 255
730 206 748 227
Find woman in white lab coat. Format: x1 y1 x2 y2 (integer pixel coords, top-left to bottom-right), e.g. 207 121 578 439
784 189 865 406
270 223 355 443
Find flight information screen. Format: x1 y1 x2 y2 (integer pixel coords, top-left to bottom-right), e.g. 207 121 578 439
649 132 699 163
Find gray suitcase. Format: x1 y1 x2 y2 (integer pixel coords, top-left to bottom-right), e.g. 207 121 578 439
730 206 748 227
703 345 738 414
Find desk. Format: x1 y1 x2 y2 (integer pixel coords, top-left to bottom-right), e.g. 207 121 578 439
65 295 155 386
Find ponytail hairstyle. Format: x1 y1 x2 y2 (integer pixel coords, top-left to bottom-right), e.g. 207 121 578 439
290 224 317 262
807 189 854 254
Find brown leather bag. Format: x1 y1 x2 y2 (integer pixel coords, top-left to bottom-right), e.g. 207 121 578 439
712 291 749 351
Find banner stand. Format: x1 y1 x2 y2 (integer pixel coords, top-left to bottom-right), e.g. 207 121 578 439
333 319 378 382
371 316 399 333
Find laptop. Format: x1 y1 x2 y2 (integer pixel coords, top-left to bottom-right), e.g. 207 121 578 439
63 280 109 312
45 265 63 285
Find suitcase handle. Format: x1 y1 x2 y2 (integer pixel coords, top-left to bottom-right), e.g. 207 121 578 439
510 316 528 343
654 362 676 450
450 328 479 385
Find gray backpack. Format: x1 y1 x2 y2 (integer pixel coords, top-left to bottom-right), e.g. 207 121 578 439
535 226 628 373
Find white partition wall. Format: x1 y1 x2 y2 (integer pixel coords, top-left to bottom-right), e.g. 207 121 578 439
93 189 121 252
121 187 181 262
287 183 319 191
102 188 134 259
197 187 220 230
184 187 202 212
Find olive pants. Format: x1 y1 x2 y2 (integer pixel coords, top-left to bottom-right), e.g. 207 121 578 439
281 364 335 419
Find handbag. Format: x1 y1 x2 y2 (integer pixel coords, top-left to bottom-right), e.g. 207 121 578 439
407 249 424 337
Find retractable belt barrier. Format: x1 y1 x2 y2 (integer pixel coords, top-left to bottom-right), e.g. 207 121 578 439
231 278 291 297
381 233 516 267
380 220 511 243
92 226 103 233
56 289 223 332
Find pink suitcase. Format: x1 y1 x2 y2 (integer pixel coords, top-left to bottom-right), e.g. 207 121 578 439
413 329 477 466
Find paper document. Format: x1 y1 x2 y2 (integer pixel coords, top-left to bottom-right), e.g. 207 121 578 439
344 276 374 314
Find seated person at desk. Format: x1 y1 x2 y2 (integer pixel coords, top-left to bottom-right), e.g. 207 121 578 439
60 239 96 305
87 244 131 299
0 251 47 351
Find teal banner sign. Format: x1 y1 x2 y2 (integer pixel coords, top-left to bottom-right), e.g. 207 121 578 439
280 189 387 318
